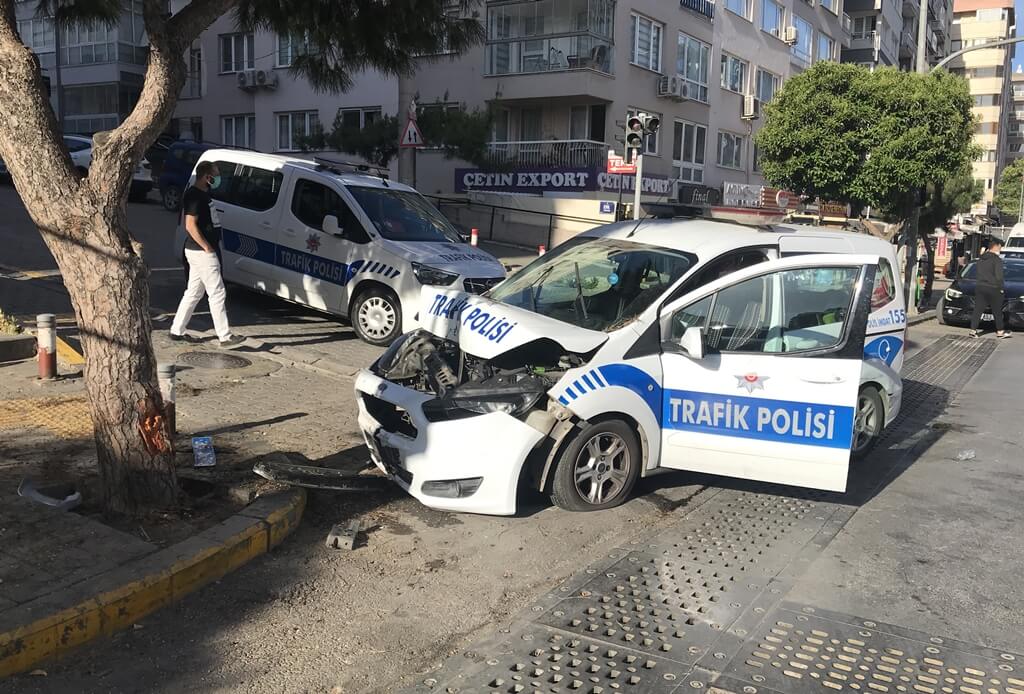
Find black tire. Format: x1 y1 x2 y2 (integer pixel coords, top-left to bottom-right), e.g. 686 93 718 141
936 297 948 325
162 185 182 212
550 419 641 512
852 386 884 461
351 286 402 346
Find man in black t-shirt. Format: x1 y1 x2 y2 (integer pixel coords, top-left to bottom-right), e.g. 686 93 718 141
169 161 245 347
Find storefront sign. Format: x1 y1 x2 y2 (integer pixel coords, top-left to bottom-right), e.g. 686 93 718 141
723 182 762 208
455 167 671 195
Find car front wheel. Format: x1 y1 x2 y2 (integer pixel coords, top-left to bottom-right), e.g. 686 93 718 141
161 185 182 212
550 419 641 512
351 287 402 346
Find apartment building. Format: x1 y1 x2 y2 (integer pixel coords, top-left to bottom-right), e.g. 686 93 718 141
171 0 852 199
14 1 150 135
840 0 952 71
947 0 1016 209
1008 67 1024 163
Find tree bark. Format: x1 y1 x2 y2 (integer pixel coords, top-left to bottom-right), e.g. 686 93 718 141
0 0 234 514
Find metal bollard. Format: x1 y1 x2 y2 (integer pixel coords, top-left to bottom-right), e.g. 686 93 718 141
36 314 56 380
157 362 176 434
470 228 479 246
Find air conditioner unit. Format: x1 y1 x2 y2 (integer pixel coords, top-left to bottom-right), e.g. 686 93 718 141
678 79 694 100
236 70 257 89
657 75 673 98
658 75 689 101
255 69 279 89
742 94 761 120
784 25 799 44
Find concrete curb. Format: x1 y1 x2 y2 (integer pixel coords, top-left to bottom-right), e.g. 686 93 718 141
0 334 35 363
0 488 306 678
909 309 937 326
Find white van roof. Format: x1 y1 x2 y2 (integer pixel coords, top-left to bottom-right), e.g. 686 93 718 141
583 217 894 260
200 149 413 193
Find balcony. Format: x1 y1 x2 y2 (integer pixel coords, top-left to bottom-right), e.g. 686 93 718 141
485 0 614 77
902 0 918 18
485 139 607 168
842 13 852 35
680 0 715 20
900 31 917 59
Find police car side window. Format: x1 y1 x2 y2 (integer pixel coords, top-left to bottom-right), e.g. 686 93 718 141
776 267 859 353
208 160 237 203
870 259 896 310
670 295 712 340
231 165 283 211
291 180 369 243
706 275 774 353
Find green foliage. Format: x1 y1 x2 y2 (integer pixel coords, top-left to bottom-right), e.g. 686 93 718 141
756 63 978 215
0 309 21 335
304 104 494 169
920 168 984 234
994 158 1024 218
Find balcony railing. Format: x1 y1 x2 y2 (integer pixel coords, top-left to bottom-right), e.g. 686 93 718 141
900 31 917 58
842 13 852 34
60 42 148 67
485 139 607 168
680 0 715 20
181 73 201 100
485 36 613 76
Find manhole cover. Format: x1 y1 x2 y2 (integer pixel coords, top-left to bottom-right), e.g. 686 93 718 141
177 351 252 370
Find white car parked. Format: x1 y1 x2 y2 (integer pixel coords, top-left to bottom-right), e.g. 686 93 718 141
174 149 507 344
63 134 153 201
356 217 907 515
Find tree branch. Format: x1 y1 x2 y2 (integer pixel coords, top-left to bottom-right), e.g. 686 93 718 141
167 0 236 46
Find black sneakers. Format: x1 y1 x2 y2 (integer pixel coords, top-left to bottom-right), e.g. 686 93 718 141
169 332 197 343
219 335 246 348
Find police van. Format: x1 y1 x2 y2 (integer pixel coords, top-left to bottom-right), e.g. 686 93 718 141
355 215 906 515
174 150 506 344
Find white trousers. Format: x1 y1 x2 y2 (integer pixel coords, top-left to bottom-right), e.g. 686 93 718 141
171 248 232 341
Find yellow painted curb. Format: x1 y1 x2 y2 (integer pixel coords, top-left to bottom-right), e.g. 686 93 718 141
0 488 306 678
55 336 85 367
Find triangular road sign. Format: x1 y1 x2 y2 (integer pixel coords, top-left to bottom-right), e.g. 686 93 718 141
400 119 425 148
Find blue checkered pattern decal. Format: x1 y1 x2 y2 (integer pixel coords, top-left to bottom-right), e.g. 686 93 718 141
557 363 662 417
222 228 400 287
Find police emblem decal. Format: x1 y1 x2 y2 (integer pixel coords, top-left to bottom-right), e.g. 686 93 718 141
736 373 768 393
306 233 321 253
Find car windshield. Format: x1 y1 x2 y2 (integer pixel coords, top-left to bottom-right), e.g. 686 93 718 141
1005 237 1024 248
487 236 696 332
962 260 1024 281
347 187 461 243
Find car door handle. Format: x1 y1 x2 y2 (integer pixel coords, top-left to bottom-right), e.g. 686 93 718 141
259 221 272 228
283 227 297 236
800 375 846 384
214 208 225 214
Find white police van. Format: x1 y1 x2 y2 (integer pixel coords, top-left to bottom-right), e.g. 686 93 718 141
175 150 506 345
354 215 906 515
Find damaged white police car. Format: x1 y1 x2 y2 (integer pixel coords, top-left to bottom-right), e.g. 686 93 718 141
355 217 906 515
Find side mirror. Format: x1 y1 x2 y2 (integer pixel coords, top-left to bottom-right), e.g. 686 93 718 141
679 326 705 360
323 214 343 237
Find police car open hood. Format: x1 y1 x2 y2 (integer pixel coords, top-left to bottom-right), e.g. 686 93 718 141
382 240 505 278
418 287 608 359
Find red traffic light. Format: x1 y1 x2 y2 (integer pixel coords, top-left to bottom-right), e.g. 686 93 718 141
627 116 644 132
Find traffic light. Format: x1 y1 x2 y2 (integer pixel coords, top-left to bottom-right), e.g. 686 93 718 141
645 115 660 135
625 115 645 151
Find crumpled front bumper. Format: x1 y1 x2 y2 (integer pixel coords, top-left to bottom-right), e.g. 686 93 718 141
353 369 546 515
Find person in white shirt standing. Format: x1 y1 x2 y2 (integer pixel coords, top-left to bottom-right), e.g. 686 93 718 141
169 161 245 347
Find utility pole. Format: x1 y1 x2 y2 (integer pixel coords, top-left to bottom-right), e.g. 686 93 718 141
397 73 415 186
902 0 930 313
632 153 644 221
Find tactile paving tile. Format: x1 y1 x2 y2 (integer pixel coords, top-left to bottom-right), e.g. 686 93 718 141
422 625 690 693
720 604 1024 694
537 551 764 664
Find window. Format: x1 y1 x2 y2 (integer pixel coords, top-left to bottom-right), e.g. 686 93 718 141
973 94 1001 107
761 0 785 36
720 53 748 93
677 33 711 103
347 187 463 244
628 108 660 155
976 150 998 162
756 68 780 103
631 14 663 71
871 259 896 311
276 33 308 68
210 161 284 212
183 43 202 99
18 19 55 51
792 16 813 64
717 131 744 169
685 266 859 354
672 120 707 183
290 179 368 242
725 0 751 19
817 33 834 61
220 33 254 73
852 16 876 40
221 115 255 148
276 111 320 151
986 178 994 190
338 107 383 131
820 0 835 12
752 144 761 172
569 105 589 140
976 122 999 135
670 295 712 340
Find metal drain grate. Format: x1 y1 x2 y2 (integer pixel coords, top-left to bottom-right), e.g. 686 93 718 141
721 605 1023 694
422 627 690 692
176 351 252 370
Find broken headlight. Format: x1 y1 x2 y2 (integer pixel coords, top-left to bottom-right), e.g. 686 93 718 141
412 262 458 286
422 381 546 421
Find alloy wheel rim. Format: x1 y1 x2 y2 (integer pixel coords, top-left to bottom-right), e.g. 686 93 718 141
853 395 878 452
164 188 180 209
358 296 396 339
573 432 630 505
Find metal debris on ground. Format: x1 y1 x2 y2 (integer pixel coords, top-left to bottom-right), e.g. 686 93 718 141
956 449 977 461
192 436 217 467
253 458 391 492
17 479 81 511
326 520 360 550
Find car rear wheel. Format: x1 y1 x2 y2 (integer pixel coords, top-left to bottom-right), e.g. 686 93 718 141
852 386 884 460
351 287 402 346
550 419 641 512
161 185 182 212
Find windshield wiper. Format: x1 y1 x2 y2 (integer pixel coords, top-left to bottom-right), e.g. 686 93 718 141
527 265 555 313
574 262 589 321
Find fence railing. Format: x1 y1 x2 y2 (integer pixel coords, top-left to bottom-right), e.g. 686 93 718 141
485 139 608 169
